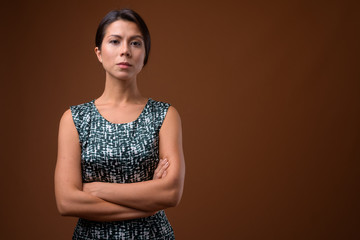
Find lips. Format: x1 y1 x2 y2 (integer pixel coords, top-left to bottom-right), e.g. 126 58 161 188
117 62 132 66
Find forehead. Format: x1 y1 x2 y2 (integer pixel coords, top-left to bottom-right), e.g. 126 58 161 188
104 20 142 37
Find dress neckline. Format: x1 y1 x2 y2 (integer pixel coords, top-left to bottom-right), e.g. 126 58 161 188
91 98 151 125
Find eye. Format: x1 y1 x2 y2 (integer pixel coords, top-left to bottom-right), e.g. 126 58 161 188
130 41 142 47
109 39 120 44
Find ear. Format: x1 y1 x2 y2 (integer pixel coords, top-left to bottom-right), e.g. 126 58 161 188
94 47 102 63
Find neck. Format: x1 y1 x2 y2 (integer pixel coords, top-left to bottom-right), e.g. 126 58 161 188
98 73 144 104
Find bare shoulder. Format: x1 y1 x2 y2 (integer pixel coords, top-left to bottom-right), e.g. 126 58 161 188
58 109 78 137
59 109 75 127
160 106 182 136
164 106 181 125
57 108 80 158
61 109 72 121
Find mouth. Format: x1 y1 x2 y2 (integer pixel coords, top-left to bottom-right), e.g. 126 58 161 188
117 62 132 67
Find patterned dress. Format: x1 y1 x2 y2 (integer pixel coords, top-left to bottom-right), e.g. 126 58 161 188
70 98 175 240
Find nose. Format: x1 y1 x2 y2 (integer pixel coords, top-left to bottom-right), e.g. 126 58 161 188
120 43 131 57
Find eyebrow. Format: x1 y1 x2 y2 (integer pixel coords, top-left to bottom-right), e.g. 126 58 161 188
107 34 144 40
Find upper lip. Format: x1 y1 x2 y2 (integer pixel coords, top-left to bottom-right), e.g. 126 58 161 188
117 61 132 66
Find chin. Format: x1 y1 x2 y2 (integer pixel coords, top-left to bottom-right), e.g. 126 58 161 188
109 72 136 81
114 74 136 81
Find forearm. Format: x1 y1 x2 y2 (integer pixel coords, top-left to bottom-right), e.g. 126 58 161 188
91 179 182 212
57 188 155 222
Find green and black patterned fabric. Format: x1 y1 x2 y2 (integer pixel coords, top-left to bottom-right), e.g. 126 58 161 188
70 98 174 239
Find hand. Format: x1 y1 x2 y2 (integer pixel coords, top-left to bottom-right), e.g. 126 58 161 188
153 158 169 180
83 182 104 197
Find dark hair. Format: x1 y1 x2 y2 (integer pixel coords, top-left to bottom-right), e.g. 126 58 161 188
95 9 151 66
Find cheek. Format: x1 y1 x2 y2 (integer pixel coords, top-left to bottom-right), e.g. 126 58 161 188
136 51 146 65
101 47 116 61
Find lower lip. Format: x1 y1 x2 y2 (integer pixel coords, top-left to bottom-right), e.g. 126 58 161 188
117 64 131 69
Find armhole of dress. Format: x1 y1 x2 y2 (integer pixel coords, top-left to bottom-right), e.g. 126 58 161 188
158 103 171 132
70 106 82 144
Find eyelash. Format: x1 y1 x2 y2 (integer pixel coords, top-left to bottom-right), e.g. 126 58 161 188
109 40 120 44
130 41 142 47
109 40 142 47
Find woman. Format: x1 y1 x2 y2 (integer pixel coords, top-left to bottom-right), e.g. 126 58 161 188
55 9 185 239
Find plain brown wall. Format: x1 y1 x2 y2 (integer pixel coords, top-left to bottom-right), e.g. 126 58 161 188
1 0 359 239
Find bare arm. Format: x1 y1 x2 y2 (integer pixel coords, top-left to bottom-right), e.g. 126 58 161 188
83 106 186 212
54 109 156 221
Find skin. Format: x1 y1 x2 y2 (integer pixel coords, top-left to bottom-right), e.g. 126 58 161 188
54 20 185 221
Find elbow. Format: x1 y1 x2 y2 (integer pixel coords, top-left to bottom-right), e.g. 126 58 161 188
163 177 184 208
165 186 183 208
56 200 68 216
55 186 82 216
167 199 180 208
56 199 73 216
168 190 181 207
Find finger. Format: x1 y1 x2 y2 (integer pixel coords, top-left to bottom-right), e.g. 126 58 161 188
157 159 169 178
162 170 168 178
156 165 165 178
163 160 169 169
156 159 168 177
154 159 164 174
154 159 165 179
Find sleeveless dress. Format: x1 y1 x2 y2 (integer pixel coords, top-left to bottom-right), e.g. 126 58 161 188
70 98 175 240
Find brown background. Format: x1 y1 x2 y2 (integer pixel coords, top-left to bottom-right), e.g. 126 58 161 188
1 0 359 239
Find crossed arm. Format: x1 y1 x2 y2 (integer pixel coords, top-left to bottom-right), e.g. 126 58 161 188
54 106 185 222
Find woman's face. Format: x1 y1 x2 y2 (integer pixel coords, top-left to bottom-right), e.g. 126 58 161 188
95 20 146 81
